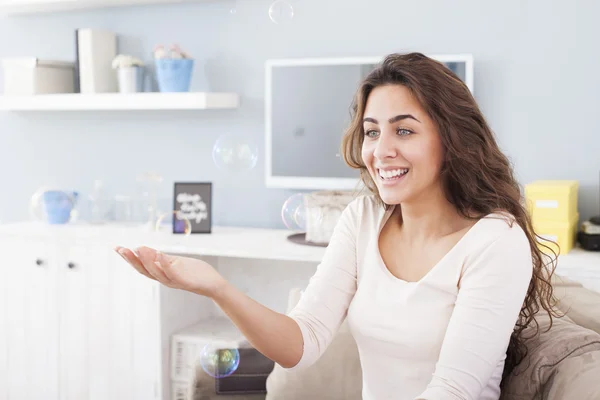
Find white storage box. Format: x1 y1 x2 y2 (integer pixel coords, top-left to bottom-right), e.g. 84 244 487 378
305 190 355 244
171 379 195 400
2 58 75 95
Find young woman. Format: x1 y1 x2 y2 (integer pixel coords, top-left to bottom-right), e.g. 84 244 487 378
115 52 556 400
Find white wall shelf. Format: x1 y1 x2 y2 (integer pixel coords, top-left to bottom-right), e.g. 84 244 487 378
0 92 240 111
0 0 204 15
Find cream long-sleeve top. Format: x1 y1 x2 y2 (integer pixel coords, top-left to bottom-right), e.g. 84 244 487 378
286 196 533 400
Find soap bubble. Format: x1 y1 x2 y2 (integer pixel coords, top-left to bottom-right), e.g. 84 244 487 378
282 193 306 230
199 343 240 378
282 193 324 231
283 193 319 231
212 134 259 172
155 210 192 235
268 0 294 24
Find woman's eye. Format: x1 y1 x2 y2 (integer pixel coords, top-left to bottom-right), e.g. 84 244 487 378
365 129 379 138
397 128 413 136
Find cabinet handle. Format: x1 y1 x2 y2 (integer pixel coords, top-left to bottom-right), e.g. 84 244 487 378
35 259 44 266
67 262 76 269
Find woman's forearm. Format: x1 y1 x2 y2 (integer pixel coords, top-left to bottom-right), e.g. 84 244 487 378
207 281 304 368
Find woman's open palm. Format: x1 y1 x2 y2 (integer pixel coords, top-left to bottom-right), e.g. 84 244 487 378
114 246 225 298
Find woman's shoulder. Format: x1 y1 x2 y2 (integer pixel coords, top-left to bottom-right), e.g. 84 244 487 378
477 211 526 235
458 212 533 283
467 212 530 254
346 193 380 209
344 194 385 221
332 194 386 235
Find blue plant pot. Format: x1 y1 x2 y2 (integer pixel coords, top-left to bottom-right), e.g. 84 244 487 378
155 58 194 92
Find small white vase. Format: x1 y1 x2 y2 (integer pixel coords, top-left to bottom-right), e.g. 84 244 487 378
117 66 144 93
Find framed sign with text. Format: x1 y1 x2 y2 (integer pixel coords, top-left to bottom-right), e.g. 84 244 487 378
173 182 212 234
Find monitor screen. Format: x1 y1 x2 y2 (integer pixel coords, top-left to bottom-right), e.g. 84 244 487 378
265 55 474 190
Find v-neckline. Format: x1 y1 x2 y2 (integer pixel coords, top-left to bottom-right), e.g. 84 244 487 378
375 205 488 284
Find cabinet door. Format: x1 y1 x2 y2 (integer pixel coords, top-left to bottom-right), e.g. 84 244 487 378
130 263 161 400
107 248 136 399
58 242 118 400
58 241 159 400
2 236 60 400
110 247 161 400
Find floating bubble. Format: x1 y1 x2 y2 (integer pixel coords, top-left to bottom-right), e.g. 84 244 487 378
268 0 294 24
199 343 240 378
212 134 259 172
155 210 192 235
282 193 310 230
282 193 325 232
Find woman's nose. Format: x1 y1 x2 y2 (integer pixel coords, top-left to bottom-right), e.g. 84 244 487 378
373 132 397 160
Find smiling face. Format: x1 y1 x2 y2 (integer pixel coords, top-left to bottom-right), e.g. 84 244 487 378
361 84 445 205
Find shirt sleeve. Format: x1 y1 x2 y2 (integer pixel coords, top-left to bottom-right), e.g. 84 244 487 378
284 199 360 370
416 223 533 400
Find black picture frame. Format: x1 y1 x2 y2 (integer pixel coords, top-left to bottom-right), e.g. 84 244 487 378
173 182 212 234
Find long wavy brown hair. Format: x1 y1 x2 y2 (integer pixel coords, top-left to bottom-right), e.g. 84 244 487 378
341 52 559 380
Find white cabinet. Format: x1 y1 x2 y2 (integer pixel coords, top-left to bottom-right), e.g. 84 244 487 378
0 226 213 400
0 0 205 15
57 241 132 400
0 234 161 400
2 237 59 400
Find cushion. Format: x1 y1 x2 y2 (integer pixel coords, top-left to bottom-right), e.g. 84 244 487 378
265 289 362 400
500 312 600 400
542 350 600 400
553 275 600 334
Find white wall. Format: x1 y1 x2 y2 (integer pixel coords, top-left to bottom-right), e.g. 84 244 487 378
0 0 598 227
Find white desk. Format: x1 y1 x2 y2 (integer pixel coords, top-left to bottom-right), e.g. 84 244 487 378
555 247 600 292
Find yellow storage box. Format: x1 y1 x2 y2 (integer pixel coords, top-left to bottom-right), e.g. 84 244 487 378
532 212 579 255
525 180 579 222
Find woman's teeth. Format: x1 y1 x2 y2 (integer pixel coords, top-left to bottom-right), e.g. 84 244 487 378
379 168 409 180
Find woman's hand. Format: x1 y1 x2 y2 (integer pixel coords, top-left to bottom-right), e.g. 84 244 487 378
114 245 226 298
